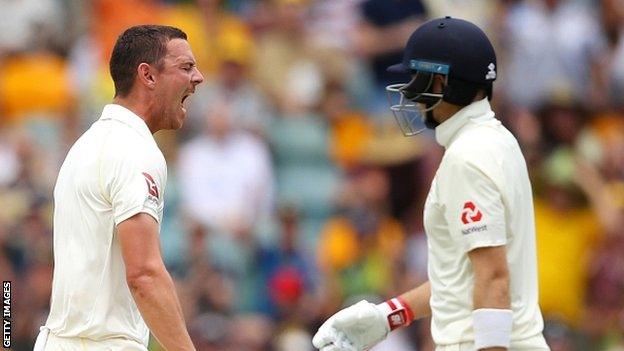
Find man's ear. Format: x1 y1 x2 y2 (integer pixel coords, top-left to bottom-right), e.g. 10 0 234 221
137 63 156 90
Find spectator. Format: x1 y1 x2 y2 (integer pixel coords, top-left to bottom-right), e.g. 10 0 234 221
502 0 607 108
534 148 602 329
177 100 274 313
185 23 271 137
317 167 405 298
353 0 426 114
255 205 313 320
178 101 274 240
320 81 375 171
252 0 344 115
162 0 254 78
599 0 624 107
0 0 65 55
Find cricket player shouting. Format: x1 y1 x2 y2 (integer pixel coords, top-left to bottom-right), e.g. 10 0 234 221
313 17 550 351
33 25 204 351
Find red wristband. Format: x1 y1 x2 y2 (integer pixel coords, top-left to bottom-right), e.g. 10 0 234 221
383 296 415 330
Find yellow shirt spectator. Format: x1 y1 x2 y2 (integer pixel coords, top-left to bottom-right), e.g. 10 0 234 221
317 215 404 296
161 2 254 77
328 112 374 170
534 198 601 327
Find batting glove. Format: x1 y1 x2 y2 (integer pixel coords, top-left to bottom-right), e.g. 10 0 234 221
312 298 414 351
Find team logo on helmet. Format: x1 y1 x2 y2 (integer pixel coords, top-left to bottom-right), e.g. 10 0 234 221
485 63 496 80
461 201 482 224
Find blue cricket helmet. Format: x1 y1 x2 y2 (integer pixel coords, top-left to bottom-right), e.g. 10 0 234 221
388 16 497 87
386 17 497 136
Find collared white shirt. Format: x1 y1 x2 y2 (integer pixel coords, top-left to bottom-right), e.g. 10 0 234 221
424 99 547 347
45 104 166 347
177 132 274 233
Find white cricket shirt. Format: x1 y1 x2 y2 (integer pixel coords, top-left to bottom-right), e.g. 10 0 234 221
45 104 166 347
424 99 547 347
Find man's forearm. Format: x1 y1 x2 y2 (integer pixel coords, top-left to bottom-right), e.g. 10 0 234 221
399 281 431 320
471 247 511 351
128 268 194 351
473 271 510 309
473 275 510 351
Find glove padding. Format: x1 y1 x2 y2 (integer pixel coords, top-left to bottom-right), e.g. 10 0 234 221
312 300 389 351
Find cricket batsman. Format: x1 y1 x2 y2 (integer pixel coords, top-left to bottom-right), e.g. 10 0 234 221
33 25 204 350
312 17 550 351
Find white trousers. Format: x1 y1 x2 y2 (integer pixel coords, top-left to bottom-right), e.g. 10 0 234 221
435 335 550 351
33 327 148 351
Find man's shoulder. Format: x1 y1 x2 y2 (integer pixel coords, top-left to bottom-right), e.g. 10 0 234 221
445 131 497 163
98 127 165 171
97 118 155 147
442 124 518 177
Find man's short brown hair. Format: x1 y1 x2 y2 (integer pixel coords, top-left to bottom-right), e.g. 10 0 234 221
110 25 187 97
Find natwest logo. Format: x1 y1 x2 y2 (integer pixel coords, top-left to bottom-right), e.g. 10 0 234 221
461 201 482 224
142 172 159 199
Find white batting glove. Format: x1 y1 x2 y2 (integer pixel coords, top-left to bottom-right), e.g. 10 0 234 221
312 298 414 351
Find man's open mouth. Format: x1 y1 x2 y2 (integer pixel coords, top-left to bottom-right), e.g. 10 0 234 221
180 93 192 112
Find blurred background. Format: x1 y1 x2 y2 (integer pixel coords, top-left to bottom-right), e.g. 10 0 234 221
0 0 623 350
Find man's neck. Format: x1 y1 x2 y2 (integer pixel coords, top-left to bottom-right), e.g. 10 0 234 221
112 94 157 134
433 92 487 125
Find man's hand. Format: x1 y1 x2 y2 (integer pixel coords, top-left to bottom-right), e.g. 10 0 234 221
312 300 389 351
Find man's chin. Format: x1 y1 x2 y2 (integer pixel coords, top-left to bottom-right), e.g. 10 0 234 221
424 111 440 129
171 118 184 130
179 112 189 128
168 108 186 130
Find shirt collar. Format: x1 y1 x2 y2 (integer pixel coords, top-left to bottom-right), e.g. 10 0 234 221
434 98 495 148
99 104 154 139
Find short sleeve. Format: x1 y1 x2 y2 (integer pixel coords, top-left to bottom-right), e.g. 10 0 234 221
440 156 507 252
104 151 164 226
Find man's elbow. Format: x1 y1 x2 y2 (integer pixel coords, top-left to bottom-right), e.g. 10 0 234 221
489 265 510 282
126 263 165 295
481 263 509 283
491 270 510 295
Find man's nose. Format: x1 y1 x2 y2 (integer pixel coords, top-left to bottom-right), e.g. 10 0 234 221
192 68 204 86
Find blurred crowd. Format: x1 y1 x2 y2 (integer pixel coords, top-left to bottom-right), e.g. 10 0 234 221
0 0 623 350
